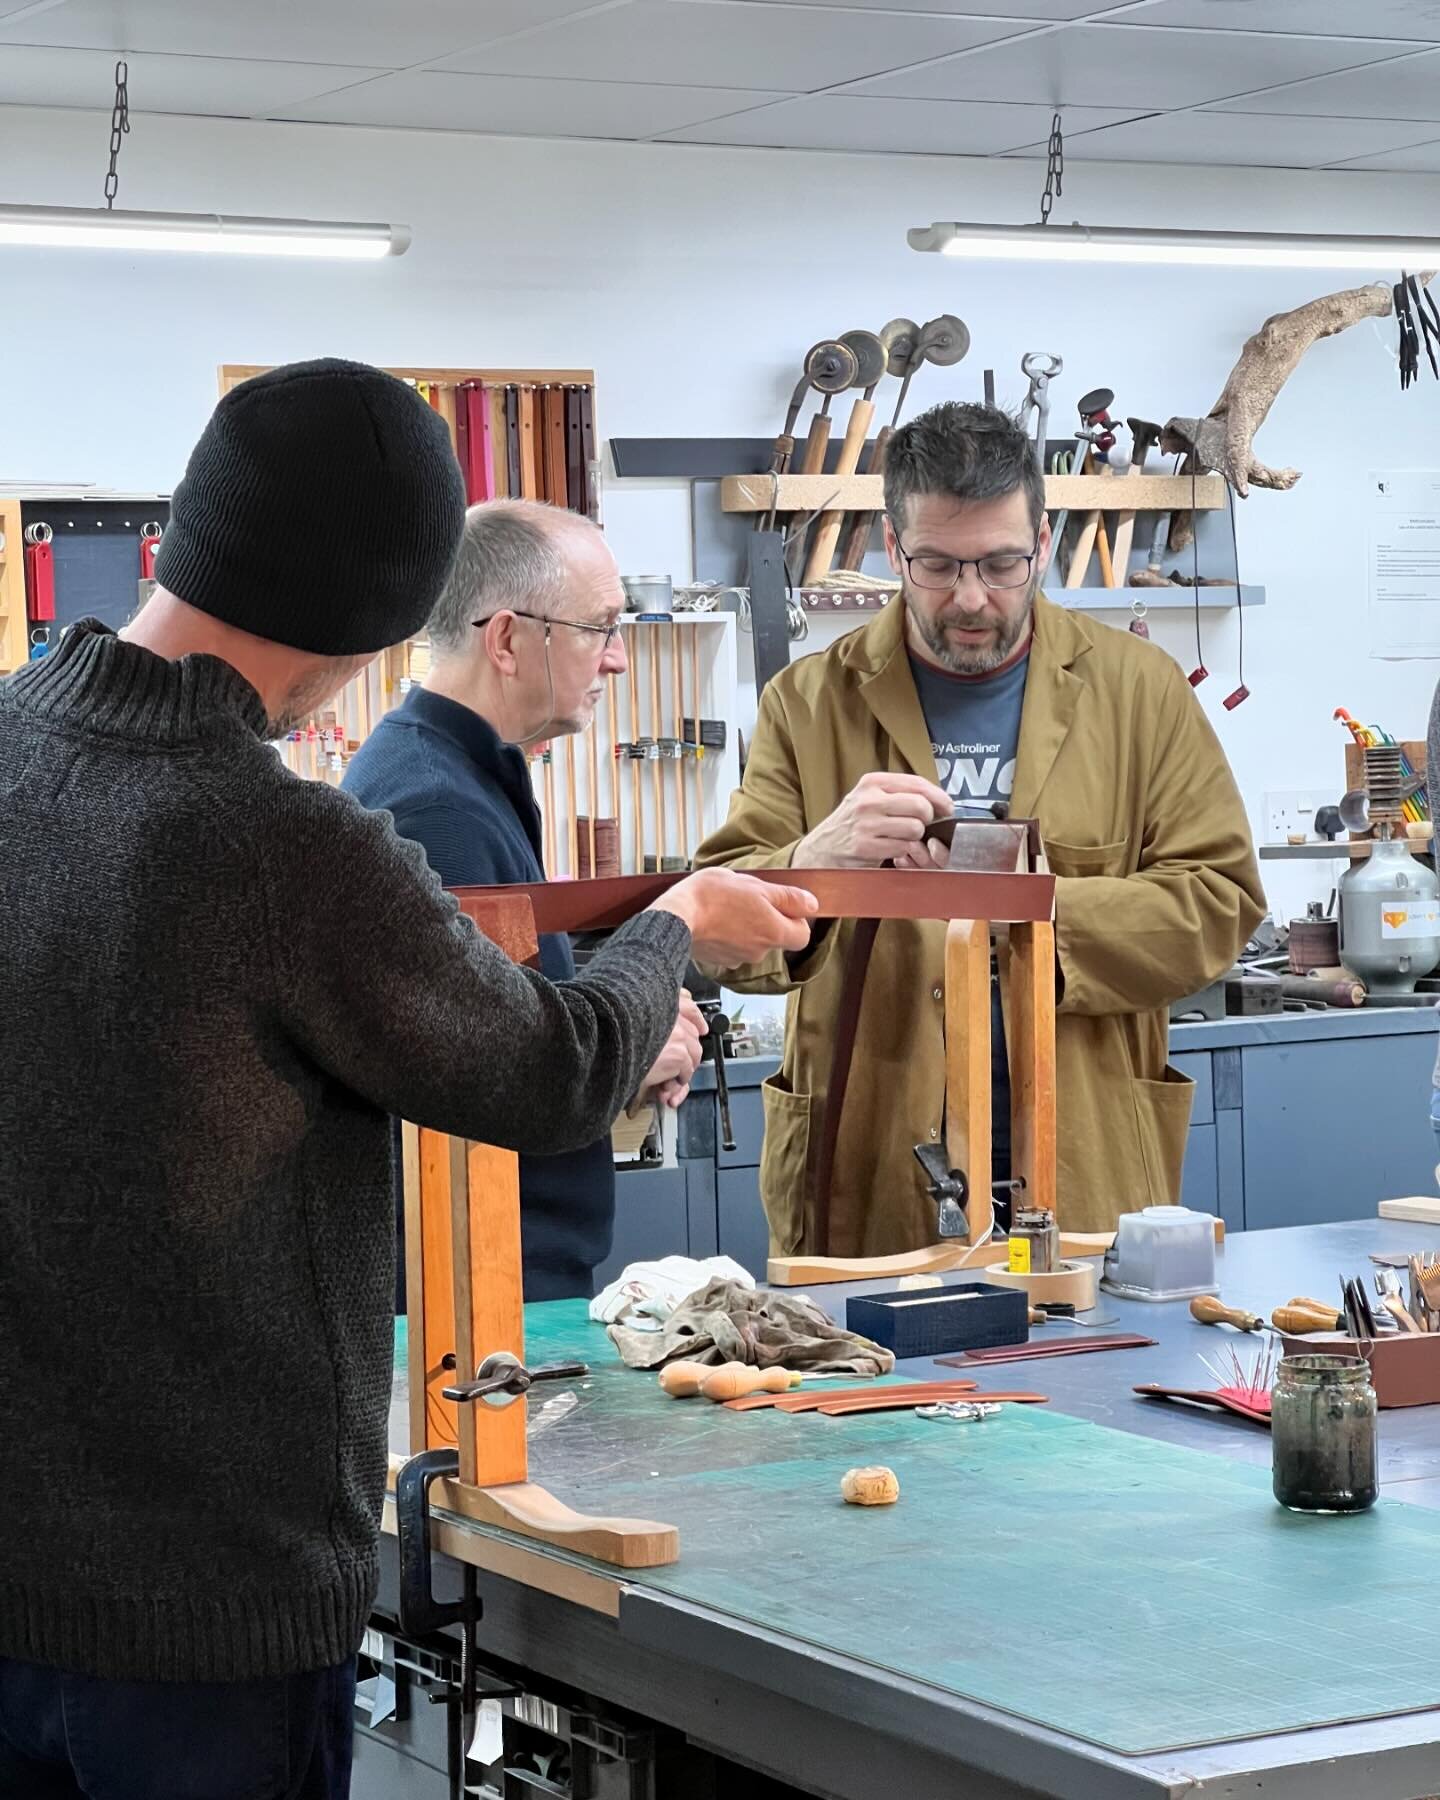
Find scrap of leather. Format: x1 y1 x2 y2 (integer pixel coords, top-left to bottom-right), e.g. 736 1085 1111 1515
726 1380 978 1413
938 1334 1155 1367
451 866 1055 935
1134 1383 1271 1426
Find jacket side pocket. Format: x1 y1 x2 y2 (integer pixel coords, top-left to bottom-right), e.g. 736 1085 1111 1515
1129 1065 1195 1207
759 1072 814 1256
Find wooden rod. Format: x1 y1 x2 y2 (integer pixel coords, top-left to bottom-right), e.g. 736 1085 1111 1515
690 623 703 850
564 735 578 878
629 642 642 874
671 621 687 859
649 626 664 864
587 719 599 877
542 750 557 877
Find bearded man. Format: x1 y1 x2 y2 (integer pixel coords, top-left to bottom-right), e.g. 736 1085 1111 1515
695 401 1263 1253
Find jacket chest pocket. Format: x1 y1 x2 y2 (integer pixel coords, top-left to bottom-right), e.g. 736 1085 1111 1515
1045 836 1131 878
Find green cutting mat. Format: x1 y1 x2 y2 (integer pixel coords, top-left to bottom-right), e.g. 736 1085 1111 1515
489 1302 1440 1757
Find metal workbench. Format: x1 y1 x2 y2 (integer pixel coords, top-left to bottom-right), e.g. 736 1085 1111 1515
605 1005 1440 1285
371 1219 1440 1800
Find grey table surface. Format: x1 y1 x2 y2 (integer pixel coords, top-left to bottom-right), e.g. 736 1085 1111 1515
383 1219 1440 1800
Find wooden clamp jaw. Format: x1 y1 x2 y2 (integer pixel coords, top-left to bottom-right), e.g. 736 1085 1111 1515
401 887 679 1570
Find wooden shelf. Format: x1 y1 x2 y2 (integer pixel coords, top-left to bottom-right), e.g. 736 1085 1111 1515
721 472 1229 515
1062 584 1264 611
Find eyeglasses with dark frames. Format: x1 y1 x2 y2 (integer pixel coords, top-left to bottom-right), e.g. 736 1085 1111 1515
889 521 1041 592
472 609 623 649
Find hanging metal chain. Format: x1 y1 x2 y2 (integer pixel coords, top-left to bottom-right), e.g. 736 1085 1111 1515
1038 111 1063 226
104 59 129 210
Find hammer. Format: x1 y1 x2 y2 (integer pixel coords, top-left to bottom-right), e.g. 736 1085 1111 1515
1110 417 1162 588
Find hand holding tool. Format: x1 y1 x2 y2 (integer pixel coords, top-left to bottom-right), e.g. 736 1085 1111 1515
1190 1295 1268 1333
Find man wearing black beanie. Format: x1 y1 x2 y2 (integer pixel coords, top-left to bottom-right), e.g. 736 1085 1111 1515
0 359 815 1798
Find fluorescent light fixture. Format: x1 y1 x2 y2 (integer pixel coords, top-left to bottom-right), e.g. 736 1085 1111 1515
0 203 410 259
908 220 1440 272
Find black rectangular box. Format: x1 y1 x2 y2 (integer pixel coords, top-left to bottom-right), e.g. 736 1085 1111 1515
846 1282 1029 1360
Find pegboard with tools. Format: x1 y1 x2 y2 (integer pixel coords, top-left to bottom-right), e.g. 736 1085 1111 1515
217 363 597 785
528 614 739 879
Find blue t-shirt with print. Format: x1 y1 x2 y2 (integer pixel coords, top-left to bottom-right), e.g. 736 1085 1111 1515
909 647 1031 1188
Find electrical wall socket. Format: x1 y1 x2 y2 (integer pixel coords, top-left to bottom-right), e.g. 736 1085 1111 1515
1264 790 1331 843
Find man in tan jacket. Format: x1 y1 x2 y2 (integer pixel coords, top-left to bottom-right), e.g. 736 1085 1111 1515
696 401 1264 1250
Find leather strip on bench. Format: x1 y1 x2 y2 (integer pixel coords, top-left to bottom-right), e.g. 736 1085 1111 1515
724 1381 980 1414
938 1335 1155 1367
813 1390 1047 1414
451 868 1055 937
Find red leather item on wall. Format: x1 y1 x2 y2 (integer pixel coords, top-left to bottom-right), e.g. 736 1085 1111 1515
140 534 161 580
25 537 55 621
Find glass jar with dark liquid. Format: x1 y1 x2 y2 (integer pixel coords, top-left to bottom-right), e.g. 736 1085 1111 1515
1271 1355 1378 1514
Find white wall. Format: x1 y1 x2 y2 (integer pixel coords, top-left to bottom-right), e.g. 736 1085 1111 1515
5 102 1440 923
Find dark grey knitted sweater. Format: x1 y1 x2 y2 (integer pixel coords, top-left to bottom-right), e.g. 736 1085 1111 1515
0 622 690 1683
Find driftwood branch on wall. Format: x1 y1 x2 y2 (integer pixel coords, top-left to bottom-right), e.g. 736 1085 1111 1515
1160 274 1433 550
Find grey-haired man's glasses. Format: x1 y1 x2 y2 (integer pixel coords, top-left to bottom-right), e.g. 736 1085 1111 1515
473 609 622 648
890 522 1040 592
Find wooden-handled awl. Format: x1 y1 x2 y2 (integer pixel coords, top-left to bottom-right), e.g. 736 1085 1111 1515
802 329 886 585
1190 1295 1269 1333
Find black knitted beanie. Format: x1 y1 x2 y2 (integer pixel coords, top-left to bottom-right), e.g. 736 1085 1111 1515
153 358 465 656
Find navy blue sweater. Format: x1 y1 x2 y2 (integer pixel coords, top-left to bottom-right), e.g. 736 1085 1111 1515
344 688 616 1300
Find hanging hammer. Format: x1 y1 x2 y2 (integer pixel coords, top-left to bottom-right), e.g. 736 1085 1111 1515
1109 417 1162 587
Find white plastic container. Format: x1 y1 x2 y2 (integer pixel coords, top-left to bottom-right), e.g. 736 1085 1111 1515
1101 1205 1218 1302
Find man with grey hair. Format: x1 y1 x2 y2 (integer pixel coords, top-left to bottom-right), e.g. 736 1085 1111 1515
345 499 704 1298
697 400 1263 1254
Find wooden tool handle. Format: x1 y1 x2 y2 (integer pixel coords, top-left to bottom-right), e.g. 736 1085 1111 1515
835 422 894 573
803 398 874 585
1272 1302 1341 1334
799 411 832 476
1190 1295 1262 1332
1094 515 1115 588
771 433 796 477
658 1360 711 1398
700 1363 800 1402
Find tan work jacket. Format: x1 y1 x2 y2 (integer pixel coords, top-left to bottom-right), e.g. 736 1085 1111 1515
695 595 1264 1250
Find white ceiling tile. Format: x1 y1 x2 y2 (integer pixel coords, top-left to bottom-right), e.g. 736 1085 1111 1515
660 93 1140 153
727 0 1116 17
0 0 601 65
851 22 1417 108
279 68 787 138
1036 108 1440 169
1212 47 1440 120
443 0 1030 93
0 41 381 114
1327 136 1440 170
1113 0 1440 40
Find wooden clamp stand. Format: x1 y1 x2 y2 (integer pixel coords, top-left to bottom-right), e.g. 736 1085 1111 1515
766 909 1058 1288
402 888 679 1571
443 867 1058 1298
